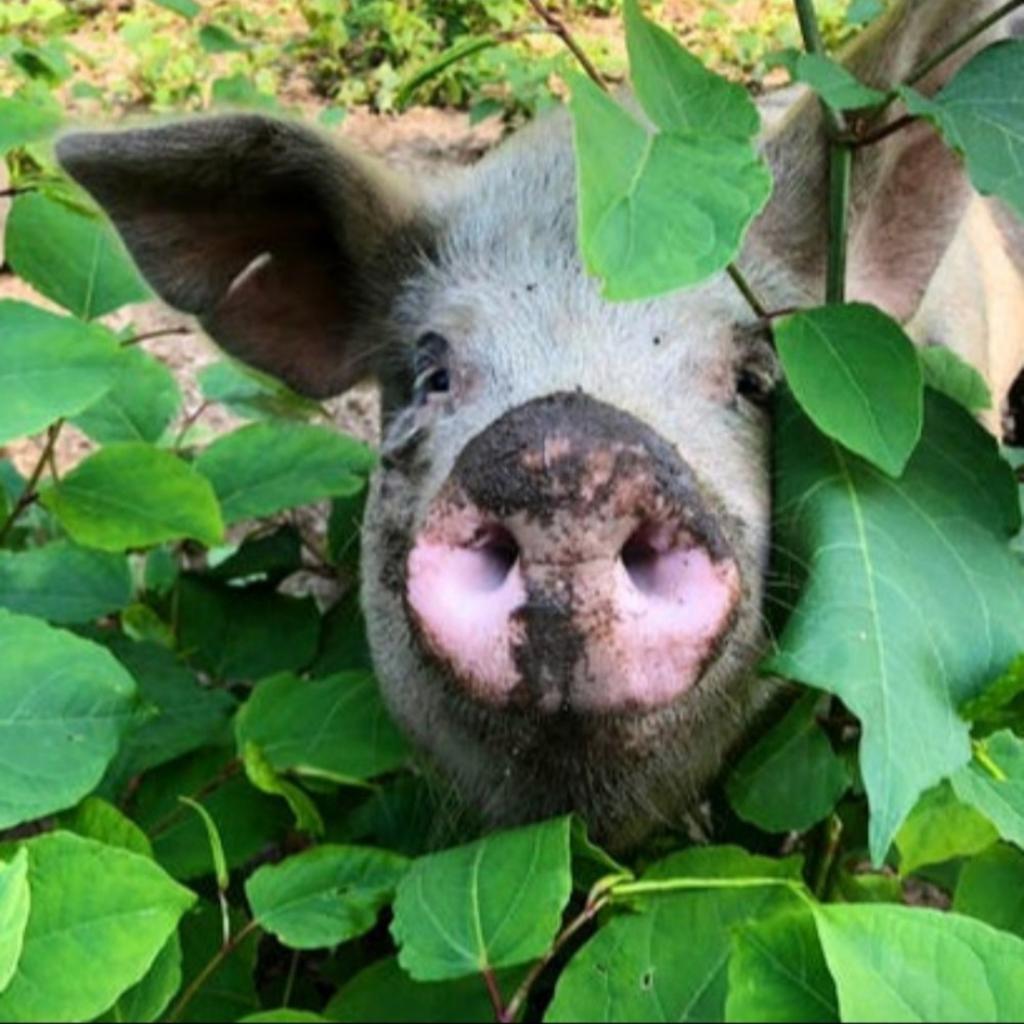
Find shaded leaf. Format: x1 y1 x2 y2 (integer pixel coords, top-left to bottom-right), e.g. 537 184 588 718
952 730 1024 849
954 843 1024 938
920 345 992 413
792 53 886 111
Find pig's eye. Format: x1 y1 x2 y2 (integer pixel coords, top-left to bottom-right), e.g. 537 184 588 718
413 332 451 401
733 331 779 408
736 367 775 405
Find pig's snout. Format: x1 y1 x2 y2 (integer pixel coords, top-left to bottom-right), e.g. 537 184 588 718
406 392 741 714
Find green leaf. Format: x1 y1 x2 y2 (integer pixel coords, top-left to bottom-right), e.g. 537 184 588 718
774 304 924 477
176 577 320 681
246 844 408 949
151 0 201 17
179 796 229 890
241 1014 326 1023
726 691 850 832
211 73 278 110
72 346 182 444
960 654 1024 734
0 611 137 829
195 421 374 526
895 780 998 876
41 443 224 551
0 96 61 154
546 847 803 1022
325 957 505 1023
101 638 237 789
311 591 372 676
235 671 408 784
624 0 759 136
97 934 183 1024
725 908 839 1023
241 741 324 836
569 72 772 300
766 390 1024 863
396 35 502 110
0 541 132 623
177 902 260 1023
919 345 992 413
0 832 195 1022
391 816 573 981
0 300 121 444
792 53 886 111
133 747 290 881
5 192 151 319
0 849 30 994
952 730 1024 849
954 843 1024 938
208 524 303 585
198 23 247 52
846 0 884 25
811 902 1024 1021
60 795 153 857
900 40 1024 218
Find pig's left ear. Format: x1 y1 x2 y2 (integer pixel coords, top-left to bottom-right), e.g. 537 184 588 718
754 1 1010 322
57 114 423 397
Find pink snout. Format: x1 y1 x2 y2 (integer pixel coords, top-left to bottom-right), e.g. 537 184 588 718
405 393 742 715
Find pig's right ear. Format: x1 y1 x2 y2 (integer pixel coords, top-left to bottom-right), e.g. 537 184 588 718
57 114 422 398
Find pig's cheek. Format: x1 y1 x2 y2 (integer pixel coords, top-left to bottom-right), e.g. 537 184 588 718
406 539 528 702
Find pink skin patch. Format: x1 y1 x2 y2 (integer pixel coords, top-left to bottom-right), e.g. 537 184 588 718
406 452 741 714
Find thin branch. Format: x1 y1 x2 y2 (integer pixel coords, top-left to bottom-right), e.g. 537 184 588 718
146 758 242 839
826 142 851 304
503 893 609 1022
165 919 259 1023
0 420 64 547
173 400 211 450
525 0 606 90
726 264 769 319
812 814 844 899
848 112 919 148
121 325 191 348
0 187 33 199
905 0 1024 87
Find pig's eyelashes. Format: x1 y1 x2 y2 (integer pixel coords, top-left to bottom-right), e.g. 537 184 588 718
413 331 452 402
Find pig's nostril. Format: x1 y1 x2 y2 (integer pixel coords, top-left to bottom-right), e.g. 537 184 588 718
620 522 692 599
467 524 519 591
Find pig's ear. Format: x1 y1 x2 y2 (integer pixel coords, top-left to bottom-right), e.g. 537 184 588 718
57 114 422 397
755 2 1009 322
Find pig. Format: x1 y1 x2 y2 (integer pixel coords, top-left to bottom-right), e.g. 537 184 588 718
58 0 1024 847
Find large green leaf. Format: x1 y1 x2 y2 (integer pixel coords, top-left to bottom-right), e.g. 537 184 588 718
0 541 132 623
725 908 838 1023
41 443 224 551
195 422 374 526
0 300 121 444
0 849 30 994
954 844 1024 938
72 346 181 444
952 730 1024 849
101 638 237 790
235 671 408 784
726 691 850 833
774 304 923 477
391 816 572 981
5 192 151 319
0 96 61 153
246 845 408 949
569 72 771 300
328 956 509 1023
895 780 998 876
623 0 758 136
0 611 137 829
60 795 153 857
0 831 195 1022
97 934 183 1023
176 577 320 681
767 390 1024 863
546 847 803 1022
812 902 1024 1021
901 39 1024 217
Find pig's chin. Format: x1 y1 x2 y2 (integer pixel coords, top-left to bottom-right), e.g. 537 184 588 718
405 524 742 717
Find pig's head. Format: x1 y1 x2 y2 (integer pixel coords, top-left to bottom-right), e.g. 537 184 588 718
58 0 1007 845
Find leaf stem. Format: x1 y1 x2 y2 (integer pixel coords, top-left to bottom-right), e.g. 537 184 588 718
146 758 242 839
482 968 508 1023
905 0 1024 87
121 325 191 348
502 892 610 1022
812 814 844 898
826 142 851 304
164 919 259 1023
727 263 769 319
972 739 1008 782
610 875 806 899
0 419 64 547
848 112 919 148
525 0 607 90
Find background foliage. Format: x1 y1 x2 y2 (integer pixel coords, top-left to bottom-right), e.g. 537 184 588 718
1 0 1024 1021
